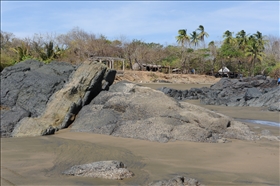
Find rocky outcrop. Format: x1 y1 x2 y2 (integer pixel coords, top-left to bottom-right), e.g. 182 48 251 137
70 81 256 143
62 161 134 180
1 60 75 137
159 76 279 111
148 175 205 186
0 106 30 137
11 59 116 137
0 58 116 137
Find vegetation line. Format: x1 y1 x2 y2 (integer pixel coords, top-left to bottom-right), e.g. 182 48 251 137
1 26 279 77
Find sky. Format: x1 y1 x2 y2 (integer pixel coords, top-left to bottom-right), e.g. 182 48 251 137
1 1 279 46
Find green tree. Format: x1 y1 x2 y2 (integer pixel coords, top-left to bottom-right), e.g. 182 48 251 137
245 32 266 76
236 30 249 51
190 31 200 49
10 42 31 62
197 25 209 48
176 29 190 73
176 29 190 48
223 30 235 44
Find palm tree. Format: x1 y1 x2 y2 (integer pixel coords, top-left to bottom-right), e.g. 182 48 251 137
197 25 209 48
245 35 265 76
176 29 190 73
253 31 267 51
236 30 248 51
190 31 199 49
176 29 190 48
223 30 235 44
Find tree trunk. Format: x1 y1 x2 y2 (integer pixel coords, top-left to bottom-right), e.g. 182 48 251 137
251 57 256 77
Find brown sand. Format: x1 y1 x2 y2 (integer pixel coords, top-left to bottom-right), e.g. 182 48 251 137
1 83 279 186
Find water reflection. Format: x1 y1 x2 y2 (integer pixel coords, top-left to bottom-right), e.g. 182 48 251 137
236 119 280 127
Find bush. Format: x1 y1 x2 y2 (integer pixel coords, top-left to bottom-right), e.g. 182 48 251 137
0 53 16 71
269 63 280 78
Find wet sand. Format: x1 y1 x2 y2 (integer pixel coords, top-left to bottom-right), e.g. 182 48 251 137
1 130 279 186
1 83 279 186
138 82 213 90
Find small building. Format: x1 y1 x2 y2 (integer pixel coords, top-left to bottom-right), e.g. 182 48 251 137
215 66 239 78
215 66 230 77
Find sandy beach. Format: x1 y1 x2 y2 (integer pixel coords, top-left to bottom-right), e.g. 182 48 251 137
1 83 279 186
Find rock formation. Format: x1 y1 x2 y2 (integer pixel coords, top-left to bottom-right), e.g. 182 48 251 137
70 81 256 143
1 59 116 137
1 60 75 137
159 76 280 111
62 160 134 180
148 175 205 186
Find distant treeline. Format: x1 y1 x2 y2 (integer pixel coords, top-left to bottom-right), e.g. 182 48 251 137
1 26 279 77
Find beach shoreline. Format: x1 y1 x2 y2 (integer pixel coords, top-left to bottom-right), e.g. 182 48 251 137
1 83 279 186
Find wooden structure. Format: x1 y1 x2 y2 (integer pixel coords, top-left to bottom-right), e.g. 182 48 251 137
132 63 171 73
142 63 162 72
89 56 125 70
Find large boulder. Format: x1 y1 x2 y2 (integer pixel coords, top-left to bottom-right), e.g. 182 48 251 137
10 59 116 137
0 60 75 137
1 60 75 117
62 160 134 180
70 81 256 143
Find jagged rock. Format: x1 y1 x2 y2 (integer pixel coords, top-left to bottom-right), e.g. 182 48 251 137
147 175 205 186
62 160 134 180
11 59 116 137
159 76 279 111
0 60 75 137
71 81 256 143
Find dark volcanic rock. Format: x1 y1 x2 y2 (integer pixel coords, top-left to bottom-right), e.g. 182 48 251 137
159 76 279 111
0 60 75 137
1 59 116 137
1 60 75 116
0 106 30 137
244 87 262 101
62 160 134 180
71 81 256 143
11 59 116 137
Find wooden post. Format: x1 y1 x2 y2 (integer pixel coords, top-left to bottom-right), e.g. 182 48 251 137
122 60 125 71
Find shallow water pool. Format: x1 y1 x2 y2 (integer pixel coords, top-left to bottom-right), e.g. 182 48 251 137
236 119 280 127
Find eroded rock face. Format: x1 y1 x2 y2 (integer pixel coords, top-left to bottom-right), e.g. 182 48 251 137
62 161 134 180
71 81 256 143
8 59 116 137
159 76 279 111
0 60 75 137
